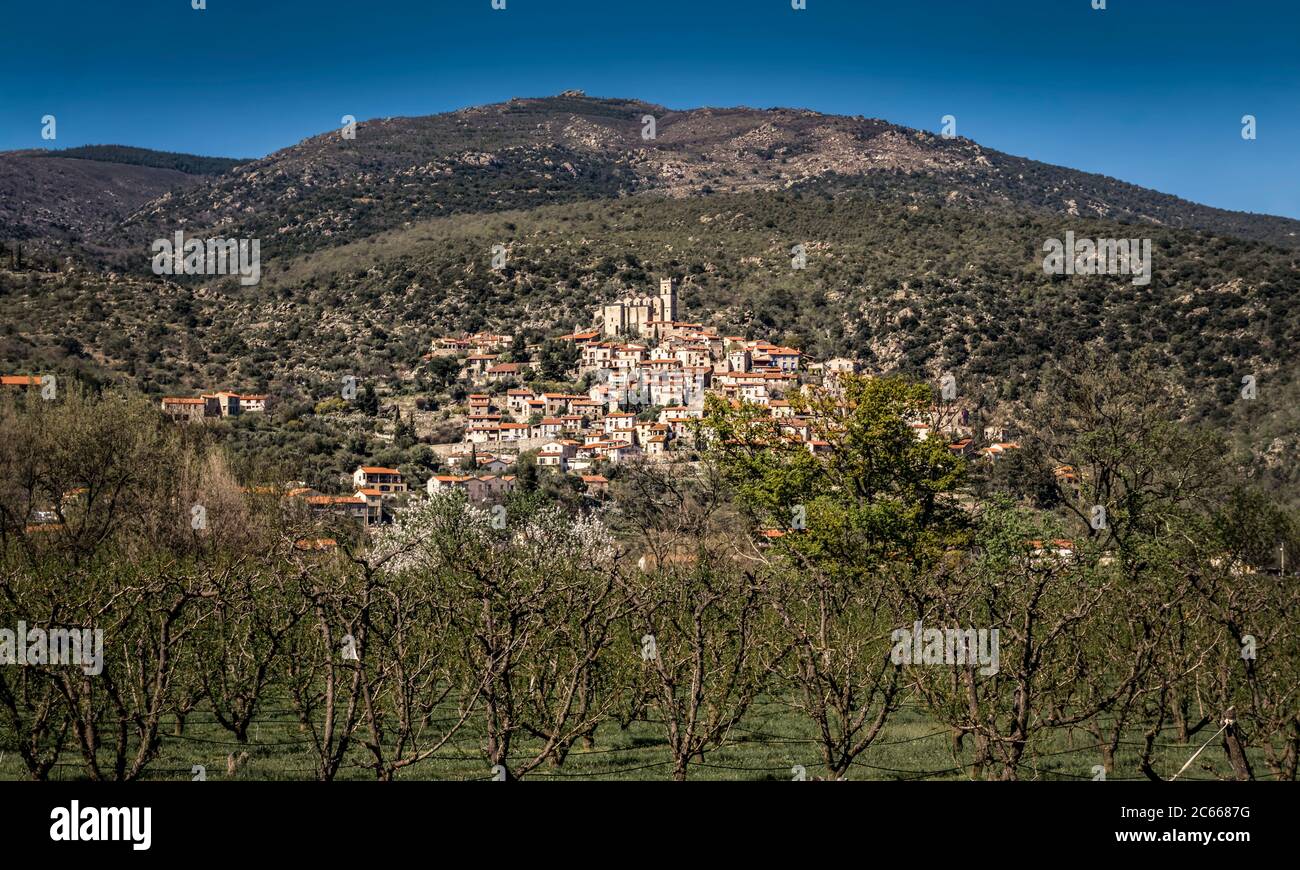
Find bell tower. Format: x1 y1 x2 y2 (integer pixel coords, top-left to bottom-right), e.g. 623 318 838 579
658 277 678 323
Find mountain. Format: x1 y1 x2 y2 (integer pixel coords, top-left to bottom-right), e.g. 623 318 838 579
18 145 247 176
111 93 1300 263
0 146 246 249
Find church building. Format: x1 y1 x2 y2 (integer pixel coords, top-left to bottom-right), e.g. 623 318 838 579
600 277 679 338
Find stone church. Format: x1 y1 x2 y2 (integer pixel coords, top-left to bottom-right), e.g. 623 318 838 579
600 277 679 338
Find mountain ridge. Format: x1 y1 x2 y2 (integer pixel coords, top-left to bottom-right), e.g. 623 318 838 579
102 93 1300 261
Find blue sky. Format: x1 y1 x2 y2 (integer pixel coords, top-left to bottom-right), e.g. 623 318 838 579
2 0 1297 218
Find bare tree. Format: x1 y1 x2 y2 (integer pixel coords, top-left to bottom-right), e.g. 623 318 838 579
614 460 775 781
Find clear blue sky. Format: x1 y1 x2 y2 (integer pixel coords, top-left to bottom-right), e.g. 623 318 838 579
3 0 1297 218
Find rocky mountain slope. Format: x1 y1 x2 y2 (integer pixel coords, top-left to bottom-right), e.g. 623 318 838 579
109 93 1300 264
0 146 245 248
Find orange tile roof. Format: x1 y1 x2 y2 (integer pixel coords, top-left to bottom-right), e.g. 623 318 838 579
306 495 365 505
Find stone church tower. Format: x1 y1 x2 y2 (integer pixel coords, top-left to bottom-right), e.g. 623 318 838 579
658 277 678 323
600 277 680 337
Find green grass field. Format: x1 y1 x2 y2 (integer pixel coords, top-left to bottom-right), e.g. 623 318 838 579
3 697 1270 781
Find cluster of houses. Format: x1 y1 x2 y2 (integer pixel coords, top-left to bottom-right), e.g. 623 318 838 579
429 332 532 385
428 277 814 470
4 375 271 424
278 466 407 528
160 390 268 422
428 277 1022 474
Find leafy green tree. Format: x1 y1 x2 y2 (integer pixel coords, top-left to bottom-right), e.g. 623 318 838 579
701 375 967 777
358 383 379 416
538 340 580 381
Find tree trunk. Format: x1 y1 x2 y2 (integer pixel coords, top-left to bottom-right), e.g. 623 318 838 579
1222 720 1255 781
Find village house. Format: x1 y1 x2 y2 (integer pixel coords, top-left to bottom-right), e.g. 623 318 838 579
603 412 637 440
537 439 579 472
427 474 517 502
204 392 242 417
540 393 571 416
161 396 208 423
434 336 472 352
497 422 532 442
984 424 1018 442
558 330 601 346
476 455 511 473
353 489 385 526
977 442 1022 461
581 341 615 371
537 448 568 471
587 440 641 464
160 390 266 423
661 415 697 441
294 537 339 552
464 354 498 379
469 333 513 353
352 466 406 496
635 420 669 447
466 423 499 444
304 494 370 526
757 345 802 373
486 362 527 383
780 418 813 442
644 434 670 457
506 389 533 417
532 417 564 440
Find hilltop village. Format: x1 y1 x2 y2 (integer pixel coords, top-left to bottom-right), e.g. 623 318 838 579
313 277 1022 528
5 278 1027 536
